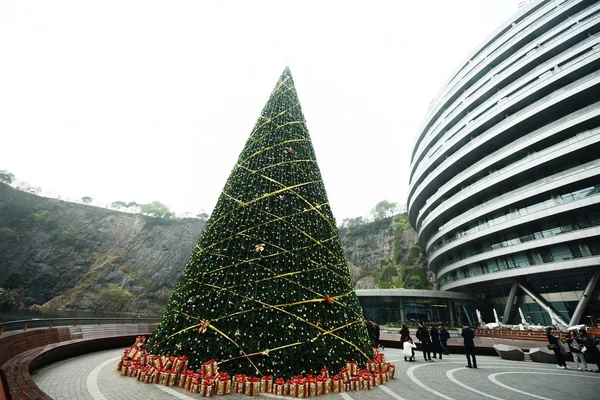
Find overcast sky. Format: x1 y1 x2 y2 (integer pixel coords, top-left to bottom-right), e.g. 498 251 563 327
0 0 523 221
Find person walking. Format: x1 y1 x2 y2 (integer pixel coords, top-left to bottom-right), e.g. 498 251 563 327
461 322 477 368
580 328 600 372
430 325 443 359
417 320 433 362
546 327 567 369
439 325 450 355
566 331 588 371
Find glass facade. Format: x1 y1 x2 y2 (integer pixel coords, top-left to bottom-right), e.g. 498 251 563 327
357 294 480 328
358 269 600 328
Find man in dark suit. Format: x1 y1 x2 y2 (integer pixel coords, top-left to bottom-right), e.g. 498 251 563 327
417 320 433 362
461 321 477 368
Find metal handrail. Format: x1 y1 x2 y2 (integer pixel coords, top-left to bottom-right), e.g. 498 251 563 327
0 317 161 336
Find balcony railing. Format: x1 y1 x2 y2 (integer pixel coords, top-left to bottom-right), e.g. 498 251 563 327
438 249 597 286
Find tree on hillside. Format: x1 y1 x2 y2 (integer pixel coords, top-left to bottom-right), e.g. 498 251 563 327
81 196 93 204
372 200 398 220
196 212 210 220
341 216 368 228
140 201 173 219
16 182 41 195
126 202 139 213
111 201 127 210
0 170 15 185
147 67 373 378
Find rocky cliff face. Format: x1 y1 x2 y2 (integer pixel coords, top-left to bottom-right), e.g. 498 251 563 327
339 216 434 290
0 183 204 314
0 183 432 314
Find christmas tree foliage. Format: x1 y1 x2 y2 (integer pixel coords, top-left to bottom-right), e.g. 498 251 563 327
147 67 374 378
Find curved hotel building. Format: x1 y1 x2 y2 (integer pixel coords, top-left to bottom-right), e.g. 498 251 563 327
407 0 600 327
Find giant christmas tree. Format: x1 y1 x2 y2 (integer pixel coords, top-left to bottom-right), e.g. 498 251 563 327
147 67 374 378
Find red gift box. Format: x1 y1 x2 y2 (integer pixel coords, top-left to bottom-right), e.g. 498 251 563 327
176 372 186 388
120 361 130 375
350 376 360 391
144 371 155 384
289 378 306 398
374 371 386 385
140 353 151 366
345 361 358 376
234 375 246 394
202 359 218 376
165 356 175 370
330 375 342 392
127 347 141 360
320 368 329 378
260 376 273 393
339 368 350 382
174 356 188 373
316 376 328 395
216 373 231 395
131 365 141 379
385 363 395 379
187 372 201 391
125 363 136 377
274 378 286 396
306 376 317 398
137 366 149 382
362 372 375 389
167 370 178 387
245 377 260 396
200 378 213 397
159 370 170 386
153 355 169 369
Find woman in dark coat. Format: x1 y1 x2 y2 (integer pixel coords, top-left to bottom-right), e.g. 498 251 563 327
546 327 567 369
400 324 410 344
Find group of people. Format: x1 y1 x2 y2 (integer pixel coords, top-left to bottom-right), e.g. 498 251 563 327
399 321 451 362
369 318 600 372
399 321 477 369
546 326 600 372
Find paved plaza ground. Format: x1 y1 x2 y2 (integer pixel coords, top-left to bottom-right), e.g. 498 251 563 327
32 347 600 400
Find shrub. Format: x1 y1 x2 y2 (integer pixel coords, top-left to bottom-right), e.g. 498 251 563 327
98 284 132 310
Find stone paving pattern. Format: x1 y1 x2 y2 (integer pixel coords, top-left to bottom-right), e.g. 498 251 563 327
32 347 600 400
